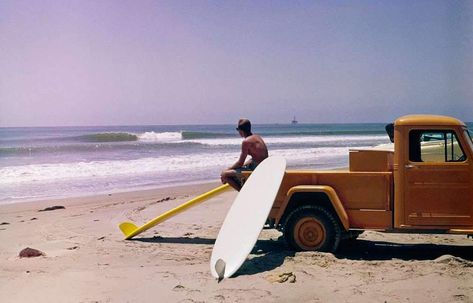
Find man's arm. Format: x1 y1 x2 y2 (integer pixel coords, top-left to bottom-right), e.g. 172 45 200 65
228 140 249 169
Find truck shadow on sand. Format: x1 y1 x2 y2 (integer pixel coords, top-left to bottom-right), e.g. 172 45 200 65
237 238 473 276
132 236 473 276
336 239 473 261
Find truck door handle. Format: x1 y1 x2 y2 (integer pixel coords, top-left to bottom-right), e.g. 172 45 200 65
405 164 416 169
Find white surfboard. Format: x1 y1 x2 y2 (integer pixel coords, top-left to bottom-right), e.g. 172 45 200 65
210 156 286 279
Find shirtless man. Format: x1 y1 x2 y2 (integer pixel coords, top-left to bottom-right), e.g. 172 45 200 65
220 118 269 191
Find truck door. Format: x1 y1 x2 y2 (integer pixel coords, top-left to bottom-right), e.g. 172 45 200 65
404 129 473 226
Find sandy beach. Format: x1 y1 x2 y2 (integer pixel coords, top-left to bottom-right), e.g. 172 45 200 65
1 182 472 303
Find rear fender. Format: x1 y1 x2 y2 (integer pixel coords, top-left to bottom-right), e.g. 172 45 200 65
276 185 349 231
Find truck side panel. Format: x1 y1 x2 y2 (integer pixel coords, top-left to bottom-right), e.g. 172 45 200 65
272 171 393 229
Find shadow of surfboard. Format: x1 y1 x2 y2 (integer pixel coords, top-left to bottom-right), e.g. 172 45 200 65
233 237 296 277
131 235 295 276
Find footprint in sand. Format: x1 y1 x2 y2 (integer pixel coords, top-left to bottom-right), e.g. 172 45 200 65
173 284 185 292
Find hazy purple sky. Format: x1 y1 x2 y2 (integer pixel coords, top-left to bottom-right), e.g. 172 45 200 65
1 1 472 126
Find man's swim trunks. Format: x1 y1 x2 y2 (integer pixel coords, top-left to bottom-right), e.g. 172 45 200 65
235 160 259 173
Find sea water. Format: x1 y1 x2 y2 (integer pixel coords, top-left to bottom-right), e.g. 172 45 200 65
0 123 411 203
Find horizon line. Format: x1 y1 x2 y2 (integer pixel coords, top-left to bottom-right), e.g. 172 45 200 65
0 121 402 128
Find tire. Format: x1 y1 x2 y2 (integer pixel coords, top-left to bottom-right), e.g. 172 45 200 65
283 205 342 252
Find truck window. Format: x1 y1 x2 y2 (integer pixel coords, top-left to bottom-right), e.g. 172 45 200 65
465 130 473 151
409 130 466 163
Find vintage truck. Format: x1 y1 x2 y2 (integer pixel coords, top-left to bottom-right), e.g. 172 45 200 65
255 115 473 252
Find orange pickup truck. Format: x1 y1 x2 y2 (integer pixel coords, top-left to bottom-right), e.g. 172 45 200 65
264 115 473 252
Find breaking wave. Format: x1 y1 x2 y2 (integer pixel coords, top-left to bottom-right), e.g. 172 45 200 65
0 146 352 186
137 131 182 142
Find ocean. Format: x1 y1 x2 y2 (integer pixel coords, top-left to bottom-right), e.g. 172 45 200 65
0 122 423 203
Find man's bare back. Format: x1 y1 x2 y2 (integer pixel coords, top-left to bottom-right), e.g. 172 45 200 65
220 119 269 191
242 134 268 165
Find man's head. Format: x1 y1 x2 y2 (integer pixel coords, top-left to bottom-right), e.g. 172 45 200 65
236 118 252 137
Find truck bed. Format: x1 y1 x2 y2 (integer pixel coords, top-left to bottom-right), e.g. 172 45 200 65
271 170 394 229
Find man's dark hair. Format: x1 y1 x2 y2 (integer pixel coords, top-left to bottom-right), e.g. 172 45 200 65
236 118 251 134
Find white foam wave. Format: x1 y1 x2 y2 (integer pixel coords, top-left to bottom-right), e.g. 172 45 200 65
0 146 360 202
133 132 387 146
137 131 182 142
0 147 354 186
187 134 388 146
273 147 349 160
0 152 231 185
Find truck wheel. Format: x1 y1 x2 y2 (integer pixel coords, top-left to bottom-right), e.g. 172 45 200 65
284 205 341 252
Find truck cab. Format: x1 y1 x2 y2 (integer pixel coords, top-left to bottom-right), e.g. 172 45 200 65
393 115 473 229
264 115 473 252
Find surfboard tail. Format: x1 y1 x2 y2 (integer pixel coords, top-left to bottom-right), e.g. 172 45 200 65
215 259 226 282
119 222 139 239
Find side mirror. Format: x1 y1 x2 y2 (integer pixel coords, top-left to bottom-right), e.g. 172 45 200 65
385 123 394 143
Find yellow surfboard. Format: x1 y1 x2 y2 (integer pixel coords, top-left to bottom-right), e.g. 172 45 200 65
119 184 231 240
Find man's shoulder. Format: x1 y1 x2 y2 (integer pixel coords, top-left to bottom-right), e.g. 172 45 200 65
242 135 256 143
246 134 263 140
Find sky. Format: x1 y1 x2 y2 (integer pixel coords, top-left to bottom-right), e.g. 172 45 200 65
0 0 472 127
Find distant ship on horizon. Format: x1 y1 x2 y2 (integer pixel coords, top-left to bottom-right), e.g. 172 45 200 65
291 116 298 125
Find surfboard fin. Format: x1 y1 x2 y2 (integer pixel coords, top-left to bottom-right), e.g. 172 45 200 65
119 222 139 239
215 259 226 282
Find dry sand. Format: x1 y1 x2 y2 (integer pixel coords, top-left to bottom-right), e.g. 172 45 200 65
0 182 472 303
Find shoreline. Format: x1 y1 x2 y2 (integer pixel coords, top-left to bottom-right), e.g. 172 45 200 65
0 178 223 206
1 165 350 205
0 180 223 213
